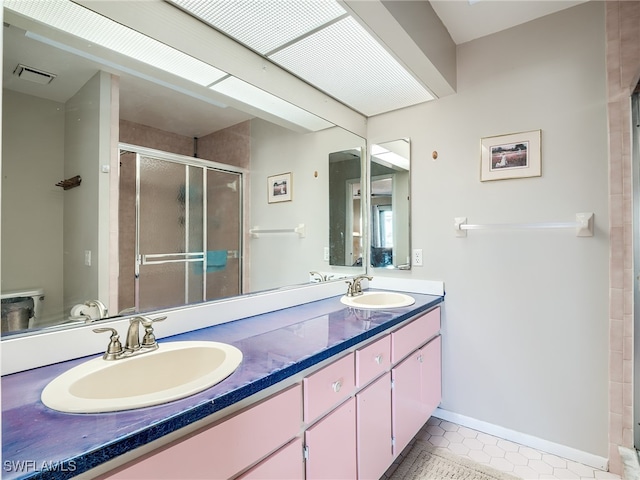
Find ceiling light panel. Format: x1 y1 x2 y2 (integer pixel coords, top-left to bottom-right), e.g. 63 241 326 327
5 0 228 87
210 77 333 132
269 17 434 116
169 0 346 55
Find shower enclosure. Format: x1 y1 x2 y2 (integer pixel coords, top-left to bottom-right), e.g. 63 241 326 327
119 145 243 315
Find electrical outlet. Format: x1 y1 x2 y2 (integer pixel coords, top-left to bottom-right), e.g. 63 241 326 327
324 247 330 262
412 249 423 267
84 250 92 267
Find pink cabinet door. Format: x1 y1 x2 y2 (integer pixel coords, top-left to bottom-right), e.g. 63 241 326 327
107 384 301 479
391 352 423 457
420 335 442 420
305 397 357 480
356 372 392 480
238 438 303 480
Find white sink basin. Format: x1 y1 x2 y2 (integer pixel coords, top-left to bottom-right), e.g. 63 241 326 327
340 291 415 309
41 341 243 413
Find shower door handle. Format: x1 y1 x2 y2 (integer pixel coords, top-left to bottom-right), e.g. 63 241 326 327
140 252 205 265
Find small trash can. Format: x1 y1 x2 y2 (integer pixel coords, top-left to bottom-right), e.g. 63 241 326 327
1 296 33 333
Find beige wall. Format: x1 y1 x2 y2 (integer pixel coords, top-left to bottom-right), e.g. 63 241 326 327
248 119 365 292
63 71 112 320
1 90 65 324
370 0 610 462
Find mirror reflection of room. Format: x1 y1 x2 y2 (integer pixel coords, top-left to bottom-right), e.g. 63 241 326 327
0 13 365 335
370 138 411 269
329 148 363 268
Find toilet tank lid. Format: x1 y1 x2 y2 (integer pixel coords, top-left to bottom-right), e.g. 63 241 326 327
1 288 44 300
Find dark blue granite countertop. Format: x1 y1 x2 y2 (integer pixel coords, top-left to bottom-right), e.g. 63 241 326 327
1 291 442 479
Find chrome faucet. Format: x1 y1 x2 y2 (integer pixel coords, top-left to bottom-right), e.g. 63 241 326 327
84 299 108 319
125 317 144 352
310 271 325 282
94 315 166 361
345 275 373 297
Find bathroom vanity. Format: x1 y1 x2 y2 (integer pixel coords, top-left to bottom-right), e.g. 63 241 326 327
1 290 443 479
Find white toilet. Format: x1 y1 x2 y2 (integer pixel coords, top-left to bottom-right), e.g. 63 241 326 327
1 288 44 331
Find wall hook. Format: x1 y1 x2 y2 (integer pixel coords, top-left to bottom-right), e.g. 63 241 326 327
56 175 82 190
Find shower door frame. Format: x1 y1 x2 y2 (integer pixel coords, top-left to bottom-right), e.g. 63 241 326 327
120 143 245 314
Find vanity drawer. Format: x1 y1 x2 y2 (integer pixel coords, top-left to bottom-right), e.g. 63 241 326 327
391 307 440 364
108 384 301 479
303 352 355 423
355 334 390 387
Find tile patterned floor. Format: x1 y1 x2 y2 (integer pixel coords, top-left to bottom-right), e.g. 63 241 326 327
382 417 621 480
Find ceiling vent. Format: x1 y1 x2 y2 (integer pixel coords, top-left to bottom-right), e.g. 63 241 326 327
13 64 56 85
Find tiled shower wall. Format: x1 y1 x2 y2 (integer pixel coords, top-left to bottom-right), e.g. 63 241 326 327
606 1 640 475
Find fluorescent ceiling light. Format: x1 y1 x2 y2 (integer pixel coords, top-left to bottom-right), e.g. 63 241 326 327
5 0 228 87
24 31 228 109
169 0 435 117
7 0 333 130
210 77 333 132
371 145 409 171
170 0 346 55
270 17 434 116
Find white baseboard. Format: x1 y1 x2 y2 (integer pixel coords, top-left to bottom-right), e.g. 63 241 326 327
434 408 609 471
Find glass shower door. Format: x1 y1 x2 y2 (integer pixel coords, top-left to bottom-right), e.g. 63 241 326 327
133 155 242 313
204 168 242 301
137 156 204 312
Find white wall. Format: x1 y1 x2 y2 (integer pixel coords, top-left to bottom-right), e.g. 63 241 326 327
1 90 65 323
368 2 609 457
249 119 365 291
64 72 112 317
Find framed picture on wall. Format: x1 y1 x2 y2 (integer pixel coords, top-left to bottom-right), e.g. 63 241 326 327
267 172 292 203
480 129 541 181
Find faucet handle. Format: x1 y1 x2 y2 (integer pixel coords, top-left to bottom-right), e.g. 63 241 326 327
139 315 167 328
140 316 166 348
93 327 123 360
345 280 355 297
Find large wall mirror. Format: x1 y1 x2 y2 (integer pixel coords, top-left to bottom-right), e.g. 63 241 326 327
370 138 411 270
1 3 365 337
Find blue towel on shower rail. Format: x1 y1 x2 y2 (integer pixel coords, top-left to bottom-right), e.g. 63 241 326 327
194 250 227 274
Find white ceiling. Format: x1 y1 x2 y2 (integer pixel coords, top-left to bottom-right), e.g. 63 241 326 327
429 0 589 45
3 0 591 138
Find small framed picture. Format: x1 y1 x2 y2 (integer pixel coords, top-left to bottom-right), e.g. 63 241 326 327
267 172 292 203
480 130 541 181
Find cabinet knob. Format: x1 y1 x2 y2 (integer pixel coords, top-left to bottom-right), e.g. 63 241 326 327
375 354 383 365
332 380 343 393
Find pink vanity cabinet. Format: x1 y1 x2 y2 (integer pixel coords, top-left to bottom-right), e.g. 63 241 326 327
355 335 393 480
304 397 357 479
391 307 442 456
356 371 392 479
302 352 357 479
238 438 304 480
102 305 441 479
105 384 302 480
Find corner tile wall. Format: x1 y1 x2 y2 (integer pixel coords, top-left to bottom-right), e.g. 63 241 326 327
606 1 640 475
